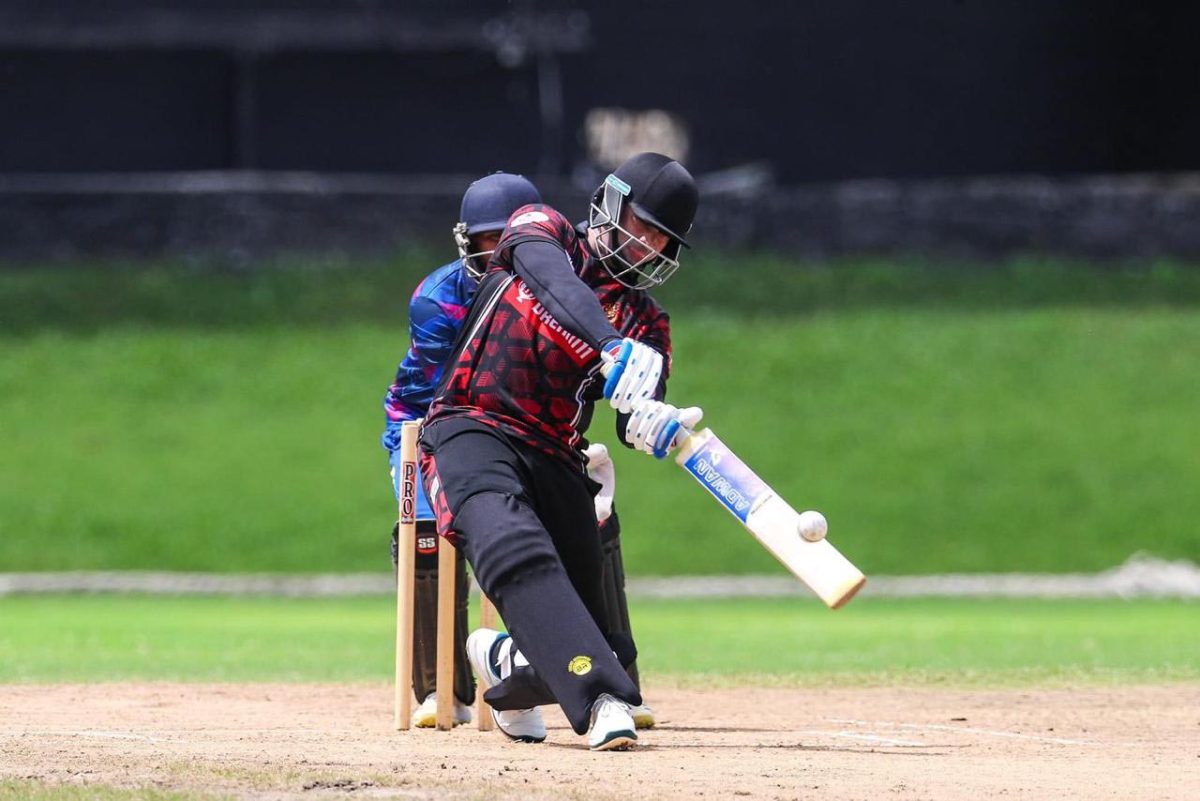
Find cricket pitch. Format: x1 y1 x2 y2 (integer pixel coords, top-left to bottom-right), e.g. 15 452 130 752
2 683 1196 800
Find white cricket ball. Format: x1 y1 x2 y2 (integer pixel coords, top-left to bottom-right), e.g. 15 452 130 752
797 510 828 542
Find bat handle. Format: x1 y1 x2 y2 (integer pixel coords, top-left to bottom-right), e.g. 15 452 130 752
598 347 617 372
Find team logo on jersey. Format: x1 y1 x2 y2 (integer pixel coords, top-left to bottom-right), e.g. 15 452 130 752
567 655 593 675
603 302 620 324
505 280 597 365
510 210 550 227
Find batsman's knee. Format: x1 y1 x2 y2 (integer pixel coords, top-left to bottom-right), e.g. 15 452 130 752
453 491 559 598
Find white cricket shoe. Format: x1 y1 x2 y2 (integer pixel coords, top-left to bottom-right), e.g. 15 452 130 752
588 693 638 751
466 628 546 743
629 702 656 729
410 692 472 729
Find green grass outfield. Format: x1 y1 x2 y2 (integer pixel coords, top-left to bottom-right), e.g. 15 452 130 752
2 259 1199 575
1 595 1196 685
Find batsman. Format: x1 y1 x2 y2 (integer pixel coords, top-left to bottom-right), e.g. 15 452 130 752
381 172 654 729
420 152 700 750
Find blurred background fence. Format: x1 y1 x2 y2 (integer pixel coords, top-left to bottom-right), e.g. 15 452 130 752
3 0 1200 263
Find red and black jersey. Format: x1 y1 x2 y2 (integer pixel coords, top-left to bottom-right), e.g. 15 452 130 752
425 204 671 467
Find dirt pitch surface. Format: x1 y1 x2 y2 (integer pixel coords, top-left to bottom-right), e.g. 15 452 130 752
2 683 1197 800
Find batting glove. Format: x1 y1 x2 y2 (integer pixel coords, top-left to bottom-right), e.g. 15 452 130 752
583 442 616 523
625 400 703 459
602 338 664 414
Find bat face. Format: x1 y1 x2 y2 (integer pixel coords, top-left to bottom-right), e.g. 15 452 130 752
679 429 768 523
677 428 866 609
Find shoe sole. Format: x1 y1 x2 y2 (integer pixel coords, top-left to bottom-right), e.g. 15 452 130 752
591 731 638 752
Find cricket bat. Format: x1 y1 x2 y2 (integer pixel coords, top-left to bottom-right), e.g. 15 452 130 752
597 349 864 607
675 428 866 609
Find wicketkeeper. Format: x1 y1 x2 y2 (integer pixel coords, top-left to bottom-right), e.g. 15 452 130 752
381 171 653 729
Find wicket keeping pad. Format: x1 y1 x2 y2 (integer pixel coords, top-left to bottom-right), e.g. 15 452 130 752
393 520 476 705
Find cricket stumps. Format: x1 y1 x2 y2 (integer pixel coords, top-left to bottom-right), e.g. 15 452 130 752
394 418 498 731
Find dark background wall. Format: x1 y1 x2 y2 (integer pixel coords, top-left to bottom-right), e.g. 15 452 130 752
581 1 1200 182
3 0 1198 180
3 0 1200 261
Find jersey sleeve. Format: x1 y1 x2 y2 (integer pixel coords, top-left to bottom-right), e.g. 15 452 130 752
490 203 619 352
489 204 584 272
381 266 473 442
512 240 621 351
408 292 462 384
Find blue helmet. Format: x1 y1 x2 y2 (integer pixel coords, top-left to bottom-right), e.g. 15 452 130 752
454 172 541 278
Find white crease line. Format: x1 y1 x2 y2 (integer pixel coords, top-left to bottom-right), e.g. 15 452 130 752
793 729 932 747
833 732 928 747
831 719 1095 746
899 723 1095 746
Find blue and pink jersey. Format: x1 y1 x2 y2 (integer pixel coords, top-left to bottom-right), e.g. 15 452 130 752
382 259 477 520
381 259 478 449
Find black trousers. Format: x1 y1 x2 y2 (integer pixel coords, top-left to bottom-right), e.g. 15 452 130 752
391 516 639 704
419 417 641 734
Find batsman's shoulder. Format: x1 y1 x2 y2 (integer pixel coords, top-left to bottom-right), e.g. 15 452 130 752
500 203 577 246
506 201 569 228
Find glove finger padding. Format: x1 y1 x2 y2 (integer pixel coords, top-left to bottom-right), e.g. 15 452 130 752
625 401 703 458
678 406 704 429
604 339 664 414
656 406 703 458
628 402 676 453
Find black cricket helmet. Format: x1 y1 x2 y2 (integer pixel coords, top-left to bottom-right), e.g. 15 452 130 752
589 152 698 289
453 172 541 278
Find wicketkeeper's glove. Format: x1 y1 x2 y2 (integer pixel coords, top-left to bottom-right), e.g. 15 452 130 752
583 442 616 523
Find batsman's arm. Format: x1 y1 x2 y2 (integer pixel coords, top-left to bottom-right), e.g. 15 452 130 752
512 241 621 350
